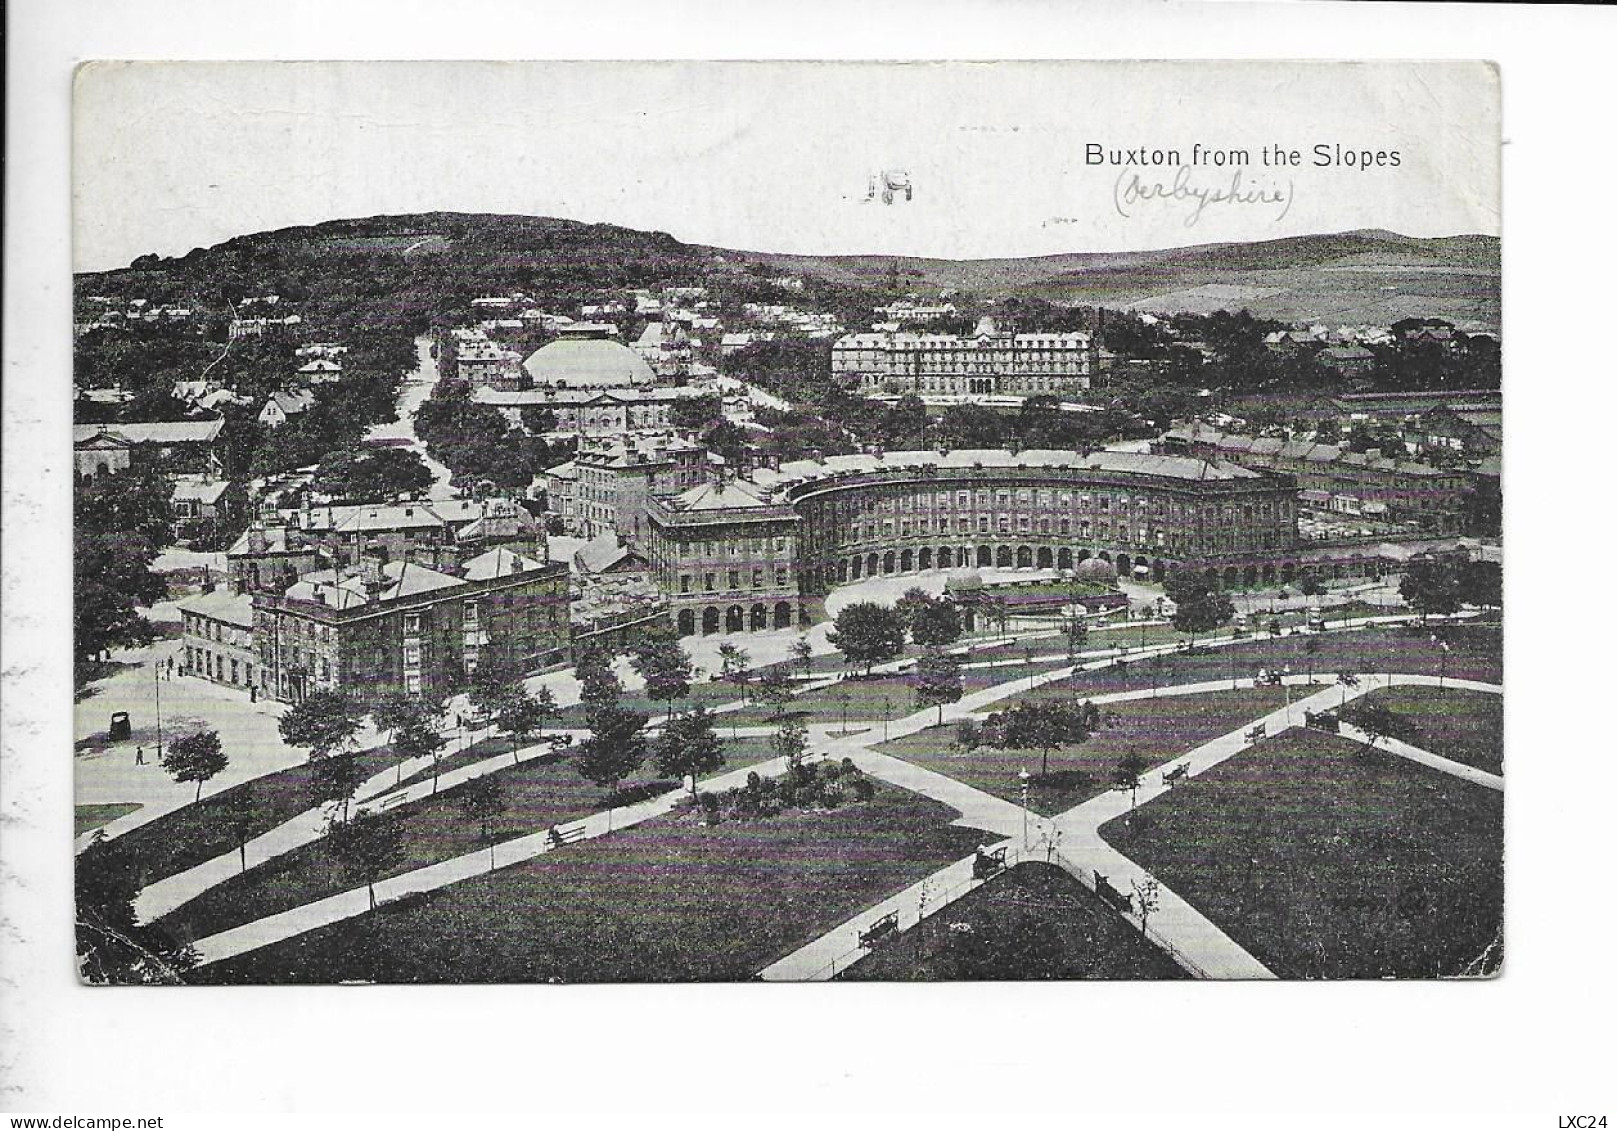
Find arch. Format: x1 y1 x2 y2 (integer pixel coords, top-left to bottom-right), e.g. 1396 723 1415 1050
938 546 953 569
978 545 993 567
1261 563 1276 586
1223 566 1239 589
837 560 848 584
850 555 863 580
918 547 932 571
900 548 914 572
1076 549 1092 563
1036 547 1054 570
996 546 1013 568
1116 553 1132 577
882 551 896 575
1016 546 1033 569
750 604 768 631
702 607 721 635
1057 548 1073 571
867 553 879 578
774 601 793 629
1098 550 1112 563
1204 567 1218 588
677 609 696 636
1243 565 1259 589
725 605 745 633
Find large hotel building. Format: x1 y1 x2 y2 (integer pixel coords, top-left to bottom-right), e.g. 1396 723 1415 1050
832 319 1093 397
646 448 1301 637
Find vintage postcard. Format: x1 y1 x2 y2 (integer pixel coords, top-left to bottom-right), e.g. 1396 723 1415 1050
71 59 1501 984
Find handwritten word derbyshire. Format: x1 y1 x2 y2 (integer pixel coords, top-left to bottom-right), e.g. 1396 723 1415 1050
1113 166 1294 228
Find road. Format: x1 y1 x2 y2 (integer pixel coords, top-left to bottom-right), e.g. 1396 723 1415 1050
363 334 457 500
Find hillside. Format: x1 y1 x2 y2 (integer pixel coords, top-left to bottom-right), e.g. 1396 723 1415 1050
76 214 1499 334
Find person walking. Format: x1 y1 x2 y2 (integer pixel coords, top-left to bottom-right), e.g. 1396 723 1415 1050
135 745 146 766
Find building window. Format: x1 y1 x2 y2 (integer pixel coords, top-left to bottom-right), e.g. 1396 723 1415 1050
729 570 740 589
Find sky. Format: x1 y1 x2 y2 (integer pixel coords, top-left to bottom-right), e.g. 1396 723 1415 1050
74 59 1500 274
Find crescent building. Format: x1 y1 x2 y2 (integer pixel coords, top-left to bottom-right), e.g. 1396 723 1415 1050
645 447 1302 637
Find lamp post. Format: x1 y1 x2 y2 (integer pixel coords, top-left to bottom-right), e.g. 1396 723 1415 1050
1018 768 1031 849
837 688 850 736
1432 634 1450 694
153 661 164 758
881 696 891 742
1282 664 1293 725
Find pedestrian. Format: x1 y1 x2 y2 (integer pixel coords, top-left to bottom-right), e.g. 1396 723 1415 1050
167 656 174 680
135 745 145 766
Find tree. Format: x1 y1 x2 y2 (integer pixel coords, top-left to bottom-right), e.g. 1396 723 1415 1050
278 689 363 761
986 701 1094 778
1131 877 1161 936
325 810 406 911
913 648 963 724
1298 576 1324 607
395 710 449 794
718 643 752 701
770 718 809 768
954 719 982 751
161 729 228 802
574 705 649 795
828 602 906 676
1113 751 1150 813
1065 612 1089 661
655 705 727 803
311 445 434 503
371 690 437 783
218 784 256 873
308 750 367 823
457 775 509 870
575 649 624 721
790 636 815 677
755 664 796 719
911 599 962 647
1400 556 1463 621
1164 568 1236 650
630 633 694 720
469 668 543 763
1458 559 1502 610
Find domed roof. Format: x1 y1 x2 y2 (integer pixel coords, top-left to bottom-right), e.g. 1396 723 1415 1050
1073 557 1117 582
522 336 654 388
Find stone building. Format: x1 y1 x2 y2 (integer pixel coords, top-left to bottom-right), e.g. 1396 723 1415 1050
568 432 710 542
646 447 1302 636
252 548 571 703
832 318 1092 398
178 590 261 693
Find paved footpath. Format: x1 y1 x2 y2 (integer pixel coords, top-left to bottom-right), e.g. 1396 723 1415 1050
1336 721 1504 791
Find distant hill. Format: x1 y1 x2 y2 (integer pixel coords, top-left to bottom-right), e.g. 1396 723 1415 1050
77 214 1499 334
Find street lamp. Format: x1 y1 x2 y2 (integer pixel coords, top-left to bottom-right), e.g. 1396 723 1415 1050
1432 634 1450 693
153 661 164 758
1018 768 1031 849
881 696 892 742
837 688 850 736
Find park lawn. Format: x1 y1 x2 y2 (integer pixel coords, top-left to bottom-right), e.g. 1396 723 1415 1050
1360 686 1503 775
839 862 1186 981
875 687 1288 816
553 679 737 726
1064 625 1500 698
159 736 783 944
192 783 992 983
1102 729 1503 979
75 803 141 837
102 745 404 887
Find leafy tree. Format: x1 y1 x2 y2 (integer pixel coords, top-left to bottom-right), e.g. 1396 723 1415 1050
1113 751 1150 812
494 684 546 764
770 718 809 769
161 729 228 803
1065 612 1089 660
790 637 815 677
1400 556 1463 621
533 684 559 733
1458 559 1502 610
575 648 623 720
755 664 796 719
655 705 726 802
1164 568 1236 650
278 689 362 761
457 775 509 869
308 750 367 823
371 690 435 782
218 783 256 873
913 648 963 724
575 705 649 795
629 633 694 720
1299 576 1324 606
311 445 434 503
1131 877 1161 936
986 701 1095 778
955 719 982 751
718 643 752 701
828 602 907 676
324 810 406 911
395 710 449 793
911 599 962 648
76 835 197 984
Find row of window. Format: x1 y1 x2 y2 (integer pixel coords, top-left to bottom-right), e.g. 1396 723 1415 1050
677 565 792 594
810 489 1286 521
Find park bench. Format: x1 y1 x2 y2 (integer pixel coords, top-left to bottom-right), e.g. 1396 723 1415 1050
973 845 1008 880
1161 763 1189 788
859 910 901 949
1304 710 1340 733
1093 870 1135 916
